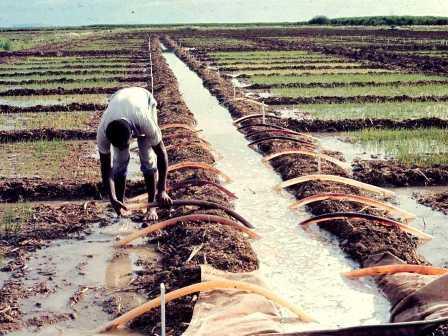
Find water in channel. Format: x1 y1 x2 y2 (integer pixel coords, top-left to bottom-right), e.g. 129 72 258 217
161 49 390 330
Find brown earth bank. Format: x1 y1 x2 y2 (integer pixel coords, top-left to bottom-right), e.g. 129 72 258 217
353 160 448 187
163 35 448 335
246 80 448 89
263 95 448 105
0 103 107 113
234 71 399 78
0 50 145 58
286 117 448 132
416 191 448 215
220 64 377 72
0 129 96 143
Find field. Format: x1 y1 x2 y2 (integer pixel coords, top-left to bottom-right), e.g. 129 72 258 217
1 25 448 336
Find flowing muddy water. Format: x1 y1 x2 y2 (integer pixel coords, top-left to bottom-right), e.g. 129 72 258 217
9 218 155 336
162 50 390 329
393 186 448 267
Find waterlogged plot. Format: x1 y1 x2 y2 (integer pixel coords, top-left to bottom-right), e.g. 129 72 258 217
0 71 139 82
249 73 446 85
242 68 394 76
292 102 448 120
0 111 95 131
273 83 448 98
0 140 98 179
0 65 141 74
0 80 147 91
221 62 364 70
0 94 108 107
210 50 316 59
345 128 448 166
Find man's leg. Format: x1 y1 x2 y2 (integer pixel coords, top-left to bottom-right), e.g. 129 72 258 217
138 137 158 220
112 146 130 203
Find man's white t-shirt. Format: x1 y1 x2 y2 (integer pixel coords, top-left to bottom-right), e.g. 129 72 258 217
97 87 162 154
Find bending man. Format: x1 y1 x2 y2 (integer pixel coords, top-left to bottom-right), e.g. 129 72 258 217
97 87 172 219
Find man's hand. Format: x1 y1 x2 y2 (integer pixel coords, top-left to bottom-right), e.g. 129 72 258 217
146 206 158 221
156 190 172 207
111 197 128 216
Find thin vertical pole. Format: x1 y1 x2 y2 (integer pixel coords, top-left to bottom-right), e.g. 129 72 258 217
261 104 266 125
161 283 166 336
148 36 154 96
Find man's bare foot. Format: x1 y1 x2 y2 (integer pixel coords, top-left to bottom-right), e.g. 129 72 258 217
146 207 158 221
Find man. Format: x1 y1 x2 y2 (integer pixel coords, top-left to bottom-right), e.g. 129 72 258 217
97 87 172 220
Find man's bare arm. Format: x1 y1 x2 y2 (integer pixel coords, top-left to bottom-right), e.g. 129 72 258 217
99 152 127 214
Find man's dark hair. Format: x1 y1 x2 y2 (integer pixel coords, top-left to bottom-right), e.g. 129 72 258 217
106 119 131 147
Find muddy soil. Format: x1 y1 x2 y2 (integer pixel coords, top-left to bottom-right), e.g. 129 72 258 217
247 79 448 90
0 129 96 143
0 103 106 114
0 75 148 86
286 117 448 132
0 203 102 334
353 160 448 187
416 191 448 215
0 87 140 97
263 95 448 105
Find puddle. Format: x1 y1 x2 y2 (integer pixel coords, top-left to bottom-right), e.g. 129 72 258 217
162 49 390 329
392 186 448 267
10 216 155 336
316 133 384 164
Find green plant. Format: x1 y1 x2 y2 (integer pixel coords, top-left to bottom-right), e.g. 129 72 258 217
0 39 12 51
0 203 32 235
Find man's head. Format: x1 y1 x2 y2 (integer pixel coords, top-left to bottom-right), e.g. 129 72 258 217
106 119 131 150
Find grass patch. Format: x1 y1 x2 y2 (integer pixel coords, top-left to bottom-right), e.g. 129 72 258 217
0 80 146 91
294 102 448 120
0 111 94 130
222 62 363 69
0 39 12 51
242 68 393 76
345 128 448 166
0 66 138 74
273 83 448 98
0 140 98 179
0 203 33 235
250 73 446 85
0 94 107 107
0 72 135 81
